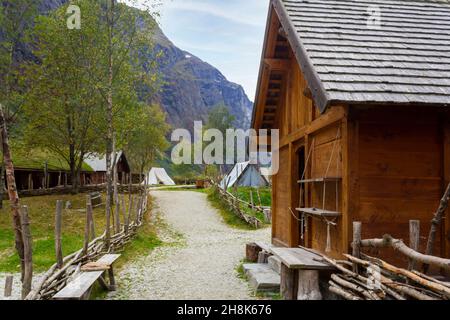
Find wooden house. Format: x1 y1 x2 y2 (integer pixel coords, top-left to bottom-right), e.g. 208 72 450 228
252 0 450 264
84 151 132 185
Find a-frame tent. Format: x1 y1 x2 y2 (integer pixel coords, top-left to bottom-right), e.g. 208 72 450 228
220 162 269 189
145 168 176 186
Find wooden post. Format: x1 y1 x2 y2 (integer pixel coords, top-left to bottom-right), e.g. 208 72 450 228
121 194 127 234
20 206 32 299
55 200 64 268
28 173 32 190
58 171 61 187
256 188 262 207
44 161 48 189
64 173 67 187
281 264 297 300
409 220 420 271
352 221 362 273
86 195 95 240
4 275 13 297
127 195 133 234
249 191 254 208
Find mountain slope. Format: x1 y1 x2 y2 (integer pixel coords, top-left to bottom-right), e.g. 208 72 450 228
153 25 253 130
39 0 253 130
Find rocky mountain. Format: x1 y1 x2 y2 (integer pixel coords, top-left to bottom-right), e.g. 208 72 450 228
152 26 253 130
38 0 253 130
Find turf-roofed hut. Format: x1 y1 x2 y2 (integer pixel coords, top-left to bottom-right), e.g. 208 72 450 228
5 151 94 191
252 0 450 265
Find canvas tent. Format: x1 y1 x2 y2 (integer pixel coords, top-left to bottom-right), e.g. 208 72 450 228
220 162 269 188
145 168 175 186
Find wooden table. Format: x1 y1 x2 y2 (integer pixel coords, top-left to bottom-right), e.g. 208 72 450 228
271 247 335 300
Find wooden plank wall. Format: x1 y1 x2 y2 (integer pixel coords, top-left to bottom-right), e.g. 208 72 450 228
273 145 290 246
356 108 445 265
308 123 343 257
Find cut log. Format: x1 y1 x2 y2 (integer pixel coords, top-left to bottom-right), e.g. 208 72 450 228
298 270 322 300
281 264 297 300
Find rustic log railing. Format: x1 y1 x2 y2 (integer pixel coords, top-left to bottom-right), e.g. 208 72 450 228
213 183 264 229
25 188 149 300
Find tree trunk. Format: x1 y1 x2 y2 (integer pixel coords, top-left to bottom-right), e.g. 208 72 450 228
104 0 116 247
0 104 25 280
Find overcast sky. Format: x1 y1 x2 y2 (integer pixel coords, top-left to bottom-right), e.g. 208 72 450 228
126 0 270 101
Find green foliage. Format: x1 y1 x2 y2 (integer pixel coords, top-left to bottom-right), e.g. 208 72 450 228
230 187 272 207
124 104 170 175
0 0 41 133
206 103 236 133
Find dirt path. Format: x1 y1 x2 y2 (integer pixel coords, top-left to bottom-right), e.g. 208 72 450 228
107 190 270 300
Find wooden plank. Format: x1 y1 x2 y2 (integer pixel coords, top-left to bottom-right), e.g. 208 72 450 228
297 177 341 184
271 247 335 270
96 254 121 266
296 207 341 218
444 114 450 258
53 270 104 300
264 58 290 70
281 264 297 300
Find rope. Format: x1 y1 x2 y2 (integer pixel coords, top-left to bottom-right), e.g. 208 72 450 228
322 128 341 210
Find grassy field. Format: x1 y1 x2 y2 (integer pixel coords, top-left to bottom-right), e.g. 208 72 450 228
229 187 272 207
0 193 160 273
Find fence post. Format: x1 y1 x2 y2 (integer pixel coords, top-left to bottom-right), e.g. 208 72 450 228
55 200 64 269
20 206 33 299
409 220 420 271
352 221 362 273
4 275 13 297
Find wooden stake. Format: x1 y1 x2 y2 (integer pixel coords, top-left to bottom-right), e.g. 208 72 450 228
55 200 64 269
4 275 13 297
121 194 127 234
20 206 33 299
352 221 362 273
424 183 450 272
249 191 254 208
83 203 91 256
409 220 420 271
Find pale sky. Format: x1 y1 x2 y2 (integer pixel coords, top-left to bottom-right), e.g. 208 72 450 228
126 0 270 101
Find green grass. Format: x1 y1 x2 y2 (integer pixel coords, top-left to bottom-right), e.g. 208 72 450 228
0 192 140 272
229 187 272 207
206 188 269 230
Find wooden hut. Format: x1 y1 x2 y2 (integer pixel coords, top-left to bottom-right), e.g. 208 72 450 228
84 151 132 185
252 0 450 265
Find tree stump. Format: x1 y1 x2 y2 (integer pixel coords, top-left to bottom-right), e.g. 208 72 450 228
297 270 322 300
246 243 262 263
281 264 297 300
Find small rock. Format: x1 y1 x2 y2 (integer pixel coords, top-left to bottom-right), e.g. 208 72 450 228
65 201 72 209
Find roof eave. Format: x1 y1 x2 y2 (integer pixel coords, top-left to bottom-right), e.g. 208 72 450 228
272 0 330 113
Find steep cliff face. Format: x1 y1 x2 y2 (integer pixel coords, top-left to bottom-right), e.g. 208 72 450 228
34 0 254 130
153 26 253 130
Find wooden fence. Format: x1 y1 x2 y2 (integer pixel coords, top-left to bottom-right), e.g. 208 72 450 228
214 184 265 229
24 188 149 300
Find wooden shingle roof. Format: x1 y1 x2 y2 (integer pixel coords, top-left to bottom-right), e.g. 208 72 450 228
273 0 450 111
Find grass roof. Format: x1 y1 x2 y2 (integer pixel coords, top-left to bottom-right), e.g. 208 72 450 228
2 149 94 172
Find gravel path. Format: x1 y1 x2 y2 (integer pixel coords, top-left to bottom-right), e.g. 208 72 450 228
107 190 270 300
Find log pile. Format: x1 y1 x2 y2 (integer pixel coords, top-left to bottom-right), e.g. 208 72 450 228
324 253 450 300
25 192 149 300
321 222 450 300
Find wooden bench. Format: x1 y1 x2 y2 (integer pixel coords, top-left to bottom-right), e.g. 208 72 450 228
53 254 120 300
271 247 335 300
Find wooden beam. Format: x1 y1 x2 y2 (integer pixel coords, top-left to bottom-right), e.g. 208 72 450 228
443 114 450 258
264 58 290 71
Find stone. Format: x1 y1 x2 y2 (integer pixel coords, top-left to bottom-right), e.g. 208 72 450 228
65 201 72 210
243 264 280 293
